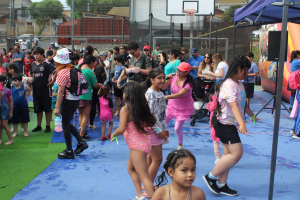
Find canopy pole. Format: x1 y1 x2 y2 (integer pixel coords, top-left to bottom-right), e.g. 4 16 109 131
209 13 212 53
268 0 290 199
232 22 237 59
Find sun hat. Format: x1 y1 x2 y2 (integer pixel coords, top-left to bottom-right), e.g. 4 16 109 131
53 48 71 64
176 62 191 73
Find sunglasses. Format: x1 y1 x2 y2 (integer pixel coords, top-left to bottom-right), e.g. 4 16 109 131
129 51 135 55
204 56 210 59
14 48 18 50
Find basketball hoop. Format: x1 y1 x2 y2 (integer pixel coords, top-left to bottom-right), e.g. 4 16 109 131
184 9 196 23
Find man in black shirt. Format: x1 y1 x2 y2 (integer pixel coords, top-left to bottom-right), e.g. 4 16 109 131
29 47 56 133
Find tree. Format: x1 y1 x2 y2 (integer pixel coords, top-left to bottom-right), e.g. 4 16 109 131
221 5 243 22
29 0 63 36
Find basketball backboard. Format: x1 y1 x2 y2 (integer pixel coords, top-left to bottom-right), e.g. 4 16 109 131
166 0 215 16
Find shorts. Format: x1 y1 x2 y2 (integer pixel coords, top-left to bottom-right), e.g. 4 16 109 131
213 121 241 144
147 128 163 146
114 87 123 99
0 103 11 120
11 106 30 124
243 83 254 98
78 100 92 108
33 97 52 113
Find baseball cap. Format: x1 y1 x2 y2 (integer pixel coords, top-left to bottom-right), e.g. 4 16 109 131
99 51 108 57
143 45 150 51
176 62 191 73
190 48 198 55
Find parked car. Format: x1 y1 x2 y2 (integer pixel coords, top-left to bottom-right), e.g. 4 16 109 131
138 30 181 45
17 34 39 45
252 28 262 38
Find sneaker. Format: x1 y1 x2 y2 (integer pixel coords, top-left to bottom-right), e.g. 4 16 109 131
74 141 89 154
107 134 111 138
176 145 184 150
202 174 220 194
32 126 42 132
82 133 91 141
89 125 96 130
44 127 51 133
215 158 220 164
293 134 300 139
290 130 295 134
101 136 107 141
218 184 238 196
21 127 24 132
58 149 75 159
162 139 169 145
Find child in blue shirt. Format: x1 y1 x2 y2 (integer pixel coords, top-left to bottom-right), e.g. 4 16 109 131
52 83 58 109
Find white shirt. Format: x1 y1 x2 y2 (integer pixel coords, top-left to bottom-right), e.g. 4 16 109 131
104 59 110 84
21 42 28 50
215 62 228 80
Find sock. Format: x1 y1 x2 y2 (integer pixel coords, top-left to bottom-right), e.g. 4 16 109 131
46 126 50 129
217 182 226 188
208 172 217 179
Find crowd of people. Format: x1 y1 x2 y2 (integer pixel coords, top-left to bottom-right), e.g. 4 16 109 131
0 40 264 199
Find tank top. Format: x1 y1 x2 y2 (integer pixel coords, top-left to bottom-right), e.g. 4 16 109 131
168 184 192 200
12 84 28 107
202 64 213 78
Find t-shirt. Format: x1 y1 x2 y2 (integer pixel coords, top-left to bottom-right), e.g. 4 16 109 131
215 62 229 81
145 88 167 131
56 68 79 100
21 42 28 50
242 62 258 83
79 68 97 101
164 58 181 76
188 55 204 77
291 59 300 73
218 78 246 126
29 60 56 97
152 50 162 61
12 52 25 72
52 83 58 102
128 53 152 82
104 59 110 84
23 58 34 77
114 64 125 88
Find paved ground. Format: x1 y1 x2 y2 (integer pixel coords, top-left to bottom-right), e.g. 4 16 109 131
9 90 299 200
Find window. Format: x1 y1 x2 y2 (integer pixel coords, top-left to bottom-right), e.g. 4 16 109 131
21 7 28 18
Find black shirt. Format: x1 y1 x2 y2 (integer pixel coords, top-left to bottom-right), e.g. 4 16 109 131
29 60 56 97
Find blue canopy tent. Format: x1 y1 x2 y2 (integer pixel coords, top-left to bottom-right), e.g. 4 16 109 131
233 0 300 199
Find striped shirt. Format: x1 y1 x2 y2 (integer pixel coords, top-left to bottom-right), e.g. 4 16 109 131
56 69 79 100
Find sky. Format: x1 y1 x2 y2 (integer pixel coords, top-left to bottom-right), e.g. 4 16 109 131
31 0 70 9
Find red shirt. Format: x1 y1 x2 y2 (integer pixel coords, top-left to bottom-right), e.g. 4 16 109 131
23 58 34 76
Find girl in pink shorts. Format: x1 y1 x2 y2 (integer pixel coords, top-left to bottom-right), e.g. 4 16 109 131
111 81 157 200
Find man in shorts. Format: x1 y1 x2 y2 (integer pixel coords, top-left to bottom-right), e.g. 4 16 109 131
243 52 258 108
29 47 56 133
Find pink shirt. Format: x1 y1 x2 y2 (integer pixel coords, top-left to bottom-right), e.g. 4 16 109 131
218 78 246 126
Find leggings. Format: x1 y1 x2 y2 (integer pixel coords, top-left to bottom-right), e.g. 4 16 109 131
60 98 83 150
90 88 100 126
166 116 185 144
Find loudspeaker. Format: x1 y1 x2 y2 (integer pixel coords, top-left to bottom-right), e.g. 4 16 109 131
268 31 288 62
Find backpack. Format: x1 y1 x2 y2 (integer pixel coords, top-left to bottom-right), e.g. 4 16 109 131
288 69 300 90
143 55 159 69
94 59 107 84
66 67 89 96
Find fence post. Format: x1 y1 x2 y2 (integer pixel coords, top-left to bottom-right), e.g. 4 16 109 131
12 0 15 37
180 23 183 48
209 13 212 53
9 0 12 36
112 17 114 45
172 22 174 49
71 0 74 50
215 22 218 53
149 13 153 51
122 16 125 45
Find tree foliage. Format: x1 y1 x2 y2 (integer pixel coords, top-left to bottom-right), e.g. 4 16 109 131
221 5 243 22
66 0 129 19
29 0 63 35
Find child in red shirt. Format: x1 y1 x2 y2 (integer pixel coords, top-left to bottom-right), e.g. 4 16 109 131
23 52 34 76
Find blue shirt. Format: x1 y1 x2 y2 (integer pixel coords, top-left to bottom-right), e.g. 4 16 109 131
52 83 58 102
188 55 204 77
114 64 125 88
164 58 181 77
242 62 258 83
12 52 25 72
291 59 300 73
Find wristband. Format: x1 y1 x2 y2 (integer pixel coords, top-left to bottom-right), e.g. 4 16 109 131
154 127 162 134
250 116 256 124
111 136 119 145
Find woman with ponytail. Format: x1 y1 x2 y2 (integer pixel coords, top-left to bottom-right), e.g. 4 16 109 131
203 55 259 196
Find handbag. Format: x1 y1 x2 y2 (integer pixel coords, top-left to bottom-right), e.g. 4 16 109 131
290 90 299 119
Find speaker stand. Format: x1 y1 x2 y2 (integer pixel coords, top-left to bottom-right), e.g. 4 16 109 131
255 61 290 117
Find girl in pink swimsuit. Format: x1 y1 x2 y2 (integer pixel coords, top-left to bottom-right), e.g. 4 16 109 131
111 81 157 200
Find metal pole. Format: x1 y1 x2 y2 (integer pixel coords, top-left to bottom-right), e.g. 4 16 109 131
12 0 15 37
250 26 253 52
180 23 183 48
232 23 237 59
71 0 74 50
215 23 218 53
122 16 125 45
172 22 174 49
268 0 289 199
209 13 212 53
9 0 12 36
112 17 114 45
149 13 152 51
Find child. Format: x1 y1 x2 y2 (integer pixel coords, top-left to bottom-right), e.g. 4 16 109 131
112 55 126 116
203 56 258 196
23 52 34 77
52 82 58 110
11 73 30 137
206 83 221 164
111 81 156 200
142 68 169 198
151 44 162 61
0 75 13 145
98 85 114 141
152 149 206 200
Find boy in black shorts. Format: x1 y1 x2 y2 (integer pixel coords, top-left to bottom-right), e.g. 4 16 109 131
112 55 126 116
29 47 56 133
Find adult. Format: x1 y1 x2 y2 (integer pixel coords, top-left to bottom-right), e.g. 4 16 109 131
164 49 181 76
243 52 258 108
54 48 88 159
289 50 300 110
8 48 14 59
0 48 10 74
181 47 189 62
11 45 25 73
188 48 204 78
178 51 186 63
120 45 129 65
110 47 120 83
143 45 154 60
197 53 213 80
78 55 102 141
163 62 195 149
157 52 168 69
99 51 110 85
207 53 229 84
29 47 56 133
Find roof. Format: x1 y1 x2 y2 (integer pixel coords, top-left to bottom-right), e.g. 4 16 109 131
107 7 129 17
234 0 300 25
58 19 80 26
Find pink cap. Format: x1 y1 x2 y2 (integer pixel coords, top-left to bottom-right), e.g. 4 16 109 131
176 62 191 73
143 45 150 51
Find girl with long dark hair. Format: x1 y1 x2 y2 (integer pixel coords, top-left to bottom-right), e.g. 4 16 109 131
0 48 10 74
164 49 181 76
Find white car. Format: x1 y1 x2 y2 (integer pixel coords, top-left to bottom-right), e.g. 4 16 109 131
252 28 262 38
18 34 39 45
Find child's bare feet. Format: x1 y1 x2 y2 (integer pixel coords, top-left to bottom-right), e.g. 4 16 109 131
114 112 119 116
4 140 14 145
24 132 29 137
12 133 18 137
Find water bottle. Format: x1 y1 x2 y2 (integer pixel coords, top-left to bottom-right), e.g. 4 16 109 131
54 115 63 132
